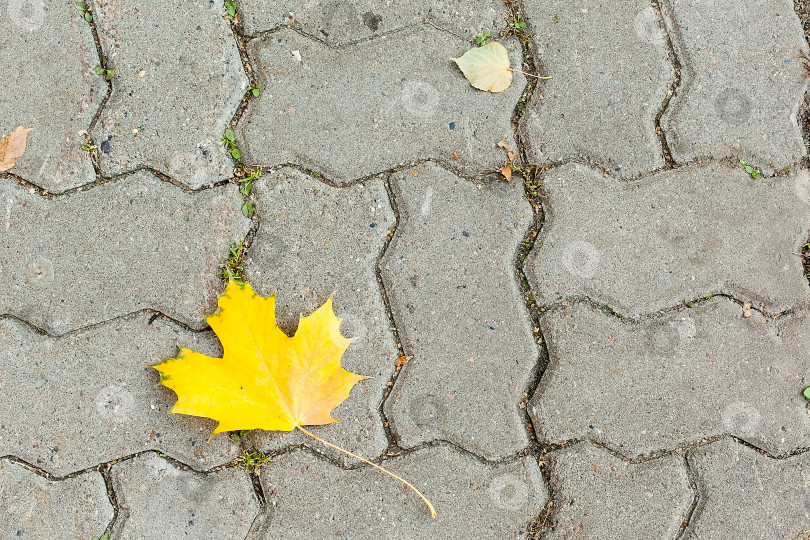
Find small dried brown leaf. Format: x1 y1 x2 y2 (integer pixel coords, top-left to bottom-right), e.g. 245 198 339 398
395 355 411 368
497 138 516 161
451 152 459 161
499 165 512 182
0 126 33 172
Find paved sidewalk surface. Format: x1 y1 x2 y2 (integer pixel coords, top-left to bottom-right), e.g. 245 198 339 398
2 0 810 538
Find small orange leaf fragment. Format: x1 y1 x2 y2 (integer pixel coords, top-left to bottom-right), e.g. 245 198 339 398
498 138 516 161
451 151 459 161
395 355 411 368
0 126 33 172
500 165 512 182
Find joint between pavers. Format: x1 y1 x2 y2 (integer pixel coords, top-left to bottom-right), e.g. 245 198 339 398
676 452 700 540
1 163 238 201
513 188 550 451
75 1 113 136
650 0 683 170
223 9 261 132
373 174 411 457
534 292 792 327
0 307 213 341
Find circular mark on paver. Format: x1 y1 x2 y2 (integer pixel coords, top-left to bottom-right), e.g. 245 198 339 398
400 81 441 118
561 241 601 279
714 88 752 124
721 401 762 436
324 2 360 38
337 313 367 344
25 256 54 287
647 316 696 354
487 473 529 510
795 170 810 205
96 385 135 422
7 0 45 30
633 7 664 45
408 394 446 428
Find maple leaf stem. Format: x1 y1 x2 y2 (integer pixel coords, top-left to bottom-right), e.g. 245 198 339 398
506 68 551 79
295 425 437 519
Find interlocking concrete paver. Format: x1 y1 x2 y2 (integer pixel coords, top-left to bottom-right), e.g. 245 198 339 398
546 443 692 539
0 173 250 334
0 459 112 538
110 453 258 540
0 3 103 193
244 168 396 462
238 27 524 183
660 0 809 172
526 162 810 317
239 0 507 42
519 0 673 178
0 314 240 475
91 0 247 187
530 300 810 458
382 163 535 459
684 438 810 540
256 446 547 539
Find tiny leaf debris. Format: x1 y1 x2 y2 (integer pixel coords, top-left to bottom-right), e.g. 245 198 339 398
153 280 436 518
0 126 32 172
498 138 516 182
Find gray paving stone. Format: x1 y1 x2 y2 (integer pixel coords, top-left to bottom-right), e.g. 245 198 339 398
660 0 809 172
0 458 112 538
519 1 673 178
238 27 524 183
111 453 258 540
0 172 250 334
526 162 810 317
0 3 104 193
546 443 692 539
530 299 810 458
0 314 240 475
92 0 247 187
255 445 547 539
239 0 507 43
381 163 535 460
684 438 810 540
243 168 396 463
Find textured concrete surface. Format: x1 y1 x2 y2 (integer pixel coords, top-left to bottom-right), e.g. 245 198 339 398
546 443 692 539
0 173 250 334
238 27 524 183
530 300 810 457
3 0 810 537
519 0 673 178
92 0 247 187
0 3 104 193
684 438 810 540
0 314 240 475
111 453 259 539
0 458 113 538
244 168 396 463
239 0 507 42
256 445 547 539
661 0 810 173
382 163 536 460
526 162 810 317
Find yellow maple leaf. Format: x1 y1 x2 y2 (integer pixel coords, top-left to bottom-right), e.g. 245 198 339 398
154 280 436 517
155 280 365 435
